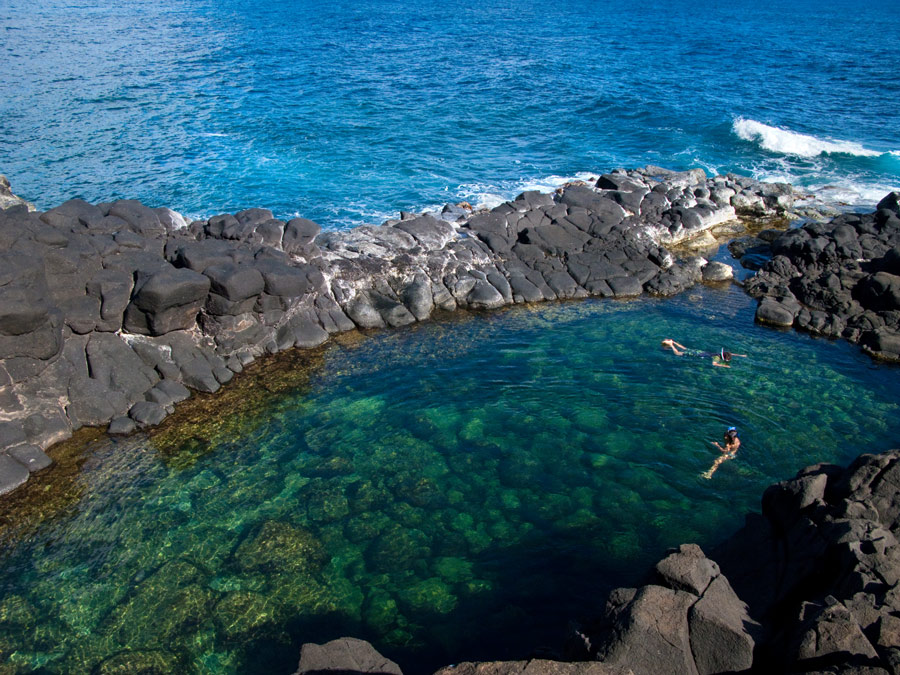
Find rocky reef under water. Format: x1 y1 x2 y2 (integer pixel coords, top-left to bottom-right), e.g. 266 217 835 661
294 449 900 674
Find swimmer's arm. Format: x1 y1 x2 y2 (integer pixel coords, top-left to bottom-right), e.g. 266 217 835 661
673 341 687 350
712 360 730 368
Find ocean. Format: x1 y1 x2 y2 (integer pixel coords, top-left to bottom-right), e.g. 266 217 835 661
2 0 899 226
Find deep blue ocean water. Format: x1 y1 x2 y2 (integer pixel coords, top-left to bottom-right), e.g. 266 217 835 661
2 0 899 226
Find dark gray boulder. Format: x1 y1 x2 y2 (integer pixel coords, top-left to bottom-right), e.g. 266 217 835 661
40 198 105 230
124 266 211 335
862 329 900 361
654 544 718 596
294 637 402 675
394 214 456 250
876 191 900 215
203 264 265 302
128 401 168 428
8 444 52 473
282 217 322 255
467 280 505 309
0 453 30 496
688 575 756 674
858 272 900 312
756 297 797 326
108 200 166 238
401 276 434 320
607 276 643 298
255 259 315 298
170 239 235 272
235 207 274 227
86 268 135 331
107 416 136 436
0 420 27 449
346 293 387 330
594 584 699 675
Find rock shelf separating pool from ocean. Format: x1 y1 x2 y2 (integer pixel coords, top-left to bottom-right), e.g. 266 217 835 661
0 166 898 500
290 449 900 675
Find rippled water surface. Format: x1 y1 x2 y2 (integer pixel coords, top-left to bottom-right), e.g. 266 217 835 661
2 0 899 223
1 286 898 673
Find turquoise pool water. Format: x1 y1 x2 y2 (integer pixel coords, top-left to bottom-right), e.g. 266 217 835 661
1 285 899 674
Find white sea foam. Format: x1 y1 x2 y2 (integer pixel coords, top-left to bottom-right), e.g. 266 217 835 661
457 172 598 211
733 117 884 158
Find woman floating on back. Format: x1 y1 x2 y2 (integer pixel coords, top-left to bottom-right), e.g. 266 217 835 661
661 339 746 367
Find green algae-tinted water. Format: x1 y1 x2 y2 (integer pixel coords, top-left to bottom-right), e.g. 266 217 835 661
1 285 899 674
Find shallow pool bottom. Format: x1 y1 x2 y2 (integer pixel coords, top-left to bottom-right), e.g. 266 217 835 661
1 285 899 674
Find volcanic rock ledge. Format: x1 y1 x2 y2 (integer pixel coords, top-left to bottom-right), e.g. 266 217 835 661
0 166 807 497
294 449 900 674
741 191 900 361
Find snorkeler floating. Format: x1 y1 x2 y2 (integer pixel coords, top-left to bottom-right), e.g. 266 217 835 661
659 339 749 478
702 427 740 479
661 339 746 368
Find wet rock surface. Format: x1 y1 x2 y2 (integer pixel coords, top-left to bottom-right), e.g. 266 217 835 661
298 450 900 675
0 168 797 497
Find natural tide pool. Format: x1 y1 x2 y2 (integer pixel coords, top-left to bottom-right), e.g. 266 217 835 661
1 285 899 674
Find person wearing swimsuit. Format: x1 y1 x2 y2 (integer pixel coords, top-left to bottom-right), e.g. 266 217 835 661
702 427 740 479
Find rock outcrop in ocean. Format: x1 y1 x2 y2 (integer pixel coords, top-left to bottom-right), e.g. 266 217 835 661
0 167 802 497
741 191 900 362
294 449 900 674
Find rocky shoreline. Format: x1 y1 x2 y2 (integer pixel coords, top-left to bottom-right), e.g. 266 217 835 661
292 449 900 674
741 192 900 361
0 165 819 497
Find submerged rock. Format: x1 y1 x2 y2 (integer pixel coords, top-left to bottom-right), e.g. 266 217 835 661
298 449 900 674
235 520 328 575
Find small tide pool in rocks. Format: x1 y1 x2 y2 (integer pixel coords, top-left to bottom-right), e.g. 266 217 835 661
1 284 899 674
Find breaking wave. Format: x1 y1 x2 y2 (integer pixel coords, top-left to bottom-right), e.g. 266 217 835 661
733 117 888 158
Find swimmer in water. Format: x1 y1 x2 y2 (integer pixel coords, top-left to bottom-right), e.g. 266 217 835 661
701 427 740 479
711 348 747 368
661 339 688 355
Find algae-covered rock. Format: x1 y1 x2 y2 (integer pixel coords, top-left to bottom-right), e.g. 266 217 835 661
0 594 37 626
302 482 351 523
433 556 474 584
366 524 431 573
346 479 392 513
344 511 391 544
96 648 182 674
235 520 327 574
107 579 216 646
363 589 400 633
398 577 458 615
268 575 337 618
214 590 278 642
